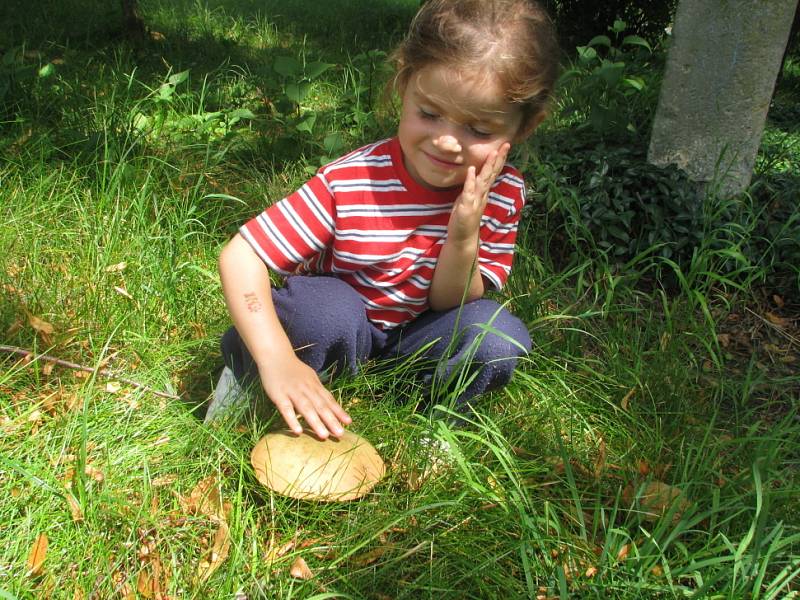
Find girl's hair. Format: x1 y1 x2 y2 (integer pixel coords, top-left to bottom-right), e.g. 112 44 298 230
391 0 561 132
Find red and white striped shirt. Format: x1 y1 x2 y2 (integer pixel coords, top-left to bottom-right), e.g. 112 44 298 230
240 137 525 329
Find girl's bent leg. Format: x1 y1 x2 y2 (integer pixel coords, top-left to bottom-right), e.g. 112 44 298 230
221 276 384 387
382 299 531 409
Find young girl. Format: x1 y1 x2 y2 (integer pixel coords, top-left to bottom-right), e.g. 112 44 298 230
208 0 560 439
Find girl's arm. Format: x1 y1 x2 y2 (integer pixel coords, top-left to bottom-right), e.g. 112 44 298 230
428 143 510 310
218 233 351 439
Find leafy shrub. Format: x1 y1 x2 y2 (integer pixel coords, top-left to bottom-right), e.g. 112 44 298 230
557 20 660 139
529 138 704 264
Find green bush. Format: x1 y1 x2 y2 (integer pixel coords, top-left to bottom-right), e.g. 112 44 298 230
529 138 702 262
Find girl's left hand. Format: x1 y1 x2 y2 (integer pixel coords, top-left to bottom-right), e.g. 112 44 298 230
447 142 510 244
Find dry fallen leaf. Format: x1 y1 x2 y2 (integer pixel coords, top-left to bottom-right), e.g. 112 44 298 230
105 381 122 394
766 312 791 328
350 545 390 567
265 537 296 564
289 556 314 580
114 286 134 301
105 262 127 273
181 476 225 519
620 387 635 411
625 480 691 522
198 520 231 582
66 492 83 522
29 315 54 335
593 437 607 480
26 533 48 577
84 465 105 483
585 566 598 577
616 543 630 561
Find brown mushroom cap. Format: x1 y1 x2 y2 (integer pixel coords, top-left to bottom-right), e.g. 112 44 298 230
250 429 385 501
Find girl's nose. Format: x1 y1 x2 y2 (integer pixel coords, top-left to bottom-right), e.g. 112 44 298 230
433 134 462 154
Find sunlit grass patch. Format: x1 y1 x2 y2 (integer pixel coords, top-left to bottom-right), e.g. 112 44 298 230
1 1 799 598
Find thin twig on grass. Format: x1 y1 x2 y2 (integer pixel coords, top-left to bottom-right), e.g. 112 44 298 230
0 344 181 400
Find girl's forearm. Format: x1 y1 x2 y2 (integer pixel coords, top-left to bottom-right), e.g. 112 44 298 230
428 236 484 311
218 234 295 365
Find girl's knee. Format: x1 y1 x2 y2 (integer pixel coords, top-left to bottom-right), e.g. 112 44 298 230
462 300 531 363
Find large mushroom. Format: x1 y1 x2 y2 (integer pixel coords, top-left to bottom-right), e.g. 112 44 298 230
251 429 385 501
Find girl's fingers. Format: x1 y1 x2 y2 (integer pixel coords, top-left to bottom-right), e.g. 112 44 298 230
274 398 304 435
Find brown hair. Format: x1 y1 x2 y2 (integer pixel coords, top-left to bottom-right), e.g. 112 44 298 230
390 0 561 135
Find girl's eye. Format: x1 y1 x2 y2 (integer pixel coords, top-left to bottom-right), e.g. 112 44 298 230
419 108 438 120
469 125 492 139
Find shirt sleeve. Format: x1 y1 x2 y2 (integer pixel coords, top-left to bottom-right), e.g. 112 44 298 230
239 173 336 274
477 167 525 290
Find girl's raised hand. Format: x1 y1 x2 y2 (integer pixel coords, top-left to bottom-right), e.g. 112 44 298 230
447 143 511 244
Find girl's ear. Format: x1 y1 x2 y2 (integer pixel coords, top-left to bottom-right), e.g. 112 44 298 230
514 111 547 143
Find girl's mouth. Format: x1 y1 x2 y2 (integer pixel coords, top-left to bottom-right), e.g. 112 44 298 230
423 151 461 169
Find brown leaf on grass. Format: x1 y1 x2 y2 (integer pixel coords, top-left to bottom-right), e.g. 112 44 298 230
26 533 48 577
137 570 155 598
637 460 651 477
29 315 54 335
766 311 791 328
138 555 169 598
105 381 122 394
593 437 607 480
84 465 105 483
105 262 127 273
773 294 785 308
289 556 314 580
350 545 390 567
265 537 296 564
197 520 231 582
65 492 83 522
585 566 598 577
616 543 630 561
6 318 23 336
620 387 635 411
625 480 691 522
180 475 226 519
114 286 135 301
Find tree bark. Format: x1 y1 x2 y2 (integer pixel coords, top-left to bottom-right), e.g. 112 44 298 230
121 0 147 38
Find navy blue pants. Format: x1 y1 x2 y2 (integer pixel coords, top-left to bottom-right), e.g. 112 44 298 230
221 276 531 409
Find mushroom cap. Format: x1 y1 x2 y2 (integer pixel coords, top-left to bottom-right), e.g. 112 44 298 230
250 429 385 501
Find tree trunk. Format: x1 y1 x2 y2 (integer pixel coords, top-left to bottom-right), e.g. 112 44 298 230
121 0 147 38
648 0 799 197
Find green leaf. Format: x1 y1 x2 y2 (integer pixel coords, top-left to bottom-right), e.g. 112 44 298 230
587 35 612 48
305 61 333 79
296 112 317 133
37 63 55 78
274 56 302 78
286 81 311 104
576 46 597 62
622 77 645 91
168 70 189 86
611 19 627 33
227 108 256 120
132 112 151 132
597 60 625 86
323 132 345 155
622 35 652 52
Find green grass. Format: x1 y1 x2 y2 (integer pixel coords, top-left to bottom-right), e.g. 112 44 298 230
2 1 799 598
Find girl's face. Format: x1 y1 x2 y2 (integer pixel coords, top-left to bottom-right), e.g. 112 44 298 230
397 64 526 190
